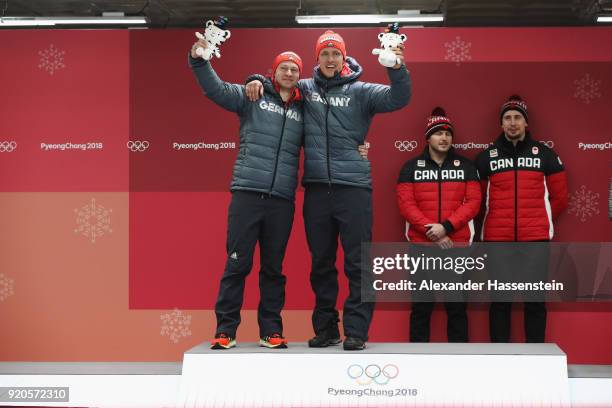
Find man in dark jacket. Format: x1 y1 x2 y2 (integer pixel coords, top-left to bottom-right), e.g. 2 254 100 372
189 39 369 350
247 30 411 350
476 95 568 343
190 40 304 349
397 107 481 343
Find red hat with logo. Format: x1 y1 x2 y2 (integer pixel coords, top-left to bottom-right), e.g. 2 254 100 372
272 51 303 76
426 107 454 139
500 94 528 123
315 30 346 59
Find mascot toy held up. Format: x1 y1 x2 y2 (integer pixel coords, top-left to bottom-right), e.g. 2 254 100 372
195 16 230 61
372 23 407 68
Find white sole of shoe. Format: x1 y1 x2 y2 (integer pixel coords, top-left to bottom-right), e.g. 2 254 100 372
259 339 288 349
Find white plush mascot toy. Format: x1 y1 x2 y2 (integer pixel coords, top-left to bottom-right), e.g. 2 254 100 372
372 23 407 68
195 16 231 61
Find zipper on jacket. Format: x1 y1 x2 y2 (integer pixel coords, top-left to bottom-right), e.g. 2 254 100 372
268 101 289 196
438 172 442 223
432 158 443 223
513 149 518 241
323 89 332 186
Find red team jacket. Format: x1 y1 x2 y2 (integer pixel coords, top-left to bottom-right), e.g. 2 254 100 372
396 148 482 243
475 133 568 242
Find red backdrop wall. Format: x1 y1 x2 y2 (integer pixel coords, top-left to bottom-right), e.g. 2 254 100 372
1 27 611 363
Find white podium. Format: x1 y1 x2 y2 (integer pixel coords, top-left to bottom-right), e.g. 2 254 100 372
177 342 570 407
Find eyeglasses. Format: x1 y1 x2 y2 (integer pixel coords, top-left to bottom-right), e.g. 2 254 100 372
277 66 300 75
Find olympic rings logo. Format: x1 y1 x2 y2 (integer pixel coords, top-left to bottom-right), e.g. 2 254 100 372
127 141 150 152
0 141 17 153
394 140 418 152
539 140 554 148
347 364 399 386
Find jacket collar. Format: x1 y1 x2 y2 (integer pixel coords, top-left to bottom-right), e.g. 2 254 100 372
313 56 363 89
422 146 457 167
495 131 533 153
263 77 302 106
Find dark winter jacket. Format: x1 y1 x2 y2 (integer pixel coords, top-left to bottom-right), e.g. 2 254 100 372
190 56 303 201
299 57 411 188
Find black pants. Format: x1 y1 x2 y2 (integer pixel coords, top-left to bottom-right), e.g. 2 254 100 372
490 302 547 343
488 243 550 343
409 245 468 342
410 302 468 342
303 184 374 341
214 191 294 338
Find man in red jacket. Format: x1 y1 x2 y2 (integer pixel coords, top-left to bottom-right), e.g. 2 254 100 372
396 107 481 342
476 95 568 342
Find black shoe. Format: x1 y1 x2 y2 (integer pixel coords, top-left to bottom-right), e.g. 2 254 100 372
308 327 341 348
343 337 366 350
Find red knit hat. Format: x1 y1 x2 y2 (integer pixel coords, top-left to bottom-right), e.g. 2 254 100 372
272 51 303 76
315 30 346 59
500 94 528 123
426 107 454 139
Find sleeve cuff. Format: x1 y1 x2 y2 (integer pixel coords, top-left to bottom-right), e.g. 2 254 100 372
188 52 209 68
245 73 266 85
387 63 406 70
387 64 408 75
442 220 454 234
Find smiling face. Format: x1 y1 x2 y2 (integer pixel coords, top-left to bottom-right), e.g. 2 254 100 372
274 61 300 91
501 109 528 140
427 130 453 155
318 47 343 78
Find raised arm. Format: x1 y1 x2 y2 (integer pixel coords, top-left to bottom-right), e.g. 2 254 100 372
362 46 411 114
188 42 246 114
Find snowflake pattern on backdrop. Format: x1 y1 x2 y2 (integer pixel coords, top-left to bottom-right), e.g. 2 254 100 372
74 198 112 243
160 308 192 343
568 185 600 222
38 44 66 75
444 36 472 66
0 273 15 302
573 73 602 104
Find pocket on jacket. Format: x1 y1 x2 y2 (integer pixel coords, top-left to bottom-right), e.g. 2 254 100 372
236 133 250 180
